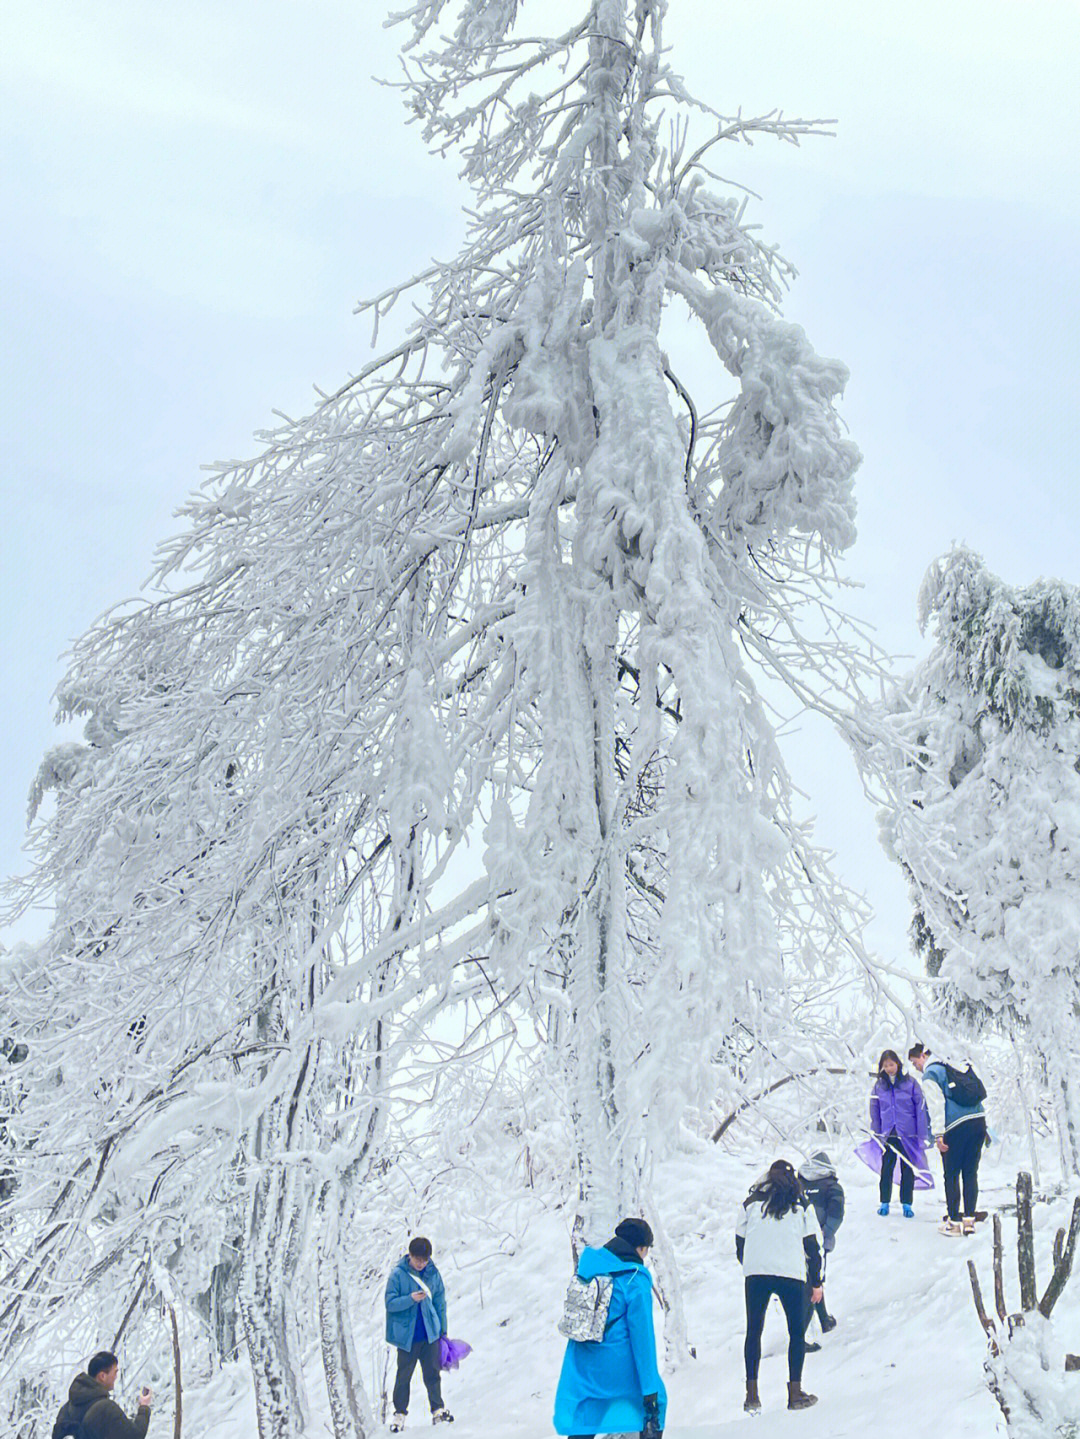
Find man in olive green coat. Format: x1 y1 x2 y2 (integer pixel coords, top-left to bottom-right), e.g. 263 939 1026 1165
52 1351 152 1439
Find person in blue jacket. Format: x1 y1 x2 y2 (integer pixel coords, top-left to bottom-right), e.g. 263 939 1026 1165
553 1217 666 1439
909 1043 987 1235
385 1236 453 1430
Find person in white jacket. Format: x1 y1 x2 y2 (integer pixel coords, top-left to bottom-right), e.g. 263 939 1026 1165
735 1160 823 1414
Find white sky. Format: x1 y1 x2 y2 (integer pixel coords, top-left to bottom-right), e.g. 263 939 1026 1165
2 1 1079 954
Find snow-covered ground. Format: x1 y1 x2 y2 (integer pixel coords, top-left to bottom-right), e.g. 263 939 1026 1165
184 1133 1079 1438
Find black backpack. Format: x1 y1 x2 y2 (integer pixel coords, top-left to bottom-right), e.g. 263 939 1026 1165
942 1062 986 1107
54 1398 106 1439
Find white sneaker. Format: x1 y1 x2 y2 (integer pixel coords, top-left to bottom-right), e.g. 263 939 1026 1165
390 1416 407 1433
938 1220 963 1236
431 1410 454 1425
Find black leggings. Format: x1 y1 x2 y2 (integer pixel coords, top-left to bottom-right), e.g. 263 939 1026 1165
943 1118 986 1220
803 1254 831 1334
879 1133 915 1205
744 1274 806 1382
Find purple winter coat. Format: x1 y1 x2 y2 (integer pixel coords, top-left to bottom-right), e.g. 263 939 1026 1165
870 1072 930 1147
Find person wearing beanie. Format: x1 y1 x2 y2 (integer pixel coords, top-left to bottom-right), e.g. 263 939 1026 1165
613 1218 654 1250
553 1217 666 1439
796 1152 845 1342
735 1160 823 1413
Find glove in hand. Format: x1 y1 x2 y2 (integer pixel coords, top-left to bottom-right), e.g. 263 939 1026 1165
641 1393 662 1439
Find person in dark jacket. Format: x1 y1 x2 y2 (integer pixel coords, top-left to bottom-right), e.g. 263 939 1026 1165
796 1151 844 1339
52 1351 152 1439
385 1236 453 1430
735 1160 822 1413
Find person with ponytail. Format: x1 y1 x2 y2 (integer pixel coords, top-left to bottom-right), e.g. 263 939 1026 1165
735 1160 822 1413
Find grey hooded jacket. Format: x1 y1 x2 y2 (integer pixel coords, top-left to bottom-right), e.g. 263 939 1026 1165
797 1151 845 1250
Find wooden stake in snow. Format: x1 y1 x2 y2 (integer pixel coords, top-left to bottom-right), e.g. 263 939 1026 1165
967 1171 1080 1433
168 1302 182 1439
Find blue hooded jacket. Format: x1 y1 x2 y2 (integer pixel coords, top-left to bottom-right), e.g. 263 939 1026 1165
553 1243 667 1436
923 1060 985 1134
385 1256 447 1350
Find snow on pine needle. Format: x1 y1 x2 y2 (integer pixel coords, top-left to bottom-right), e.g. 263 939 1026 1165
872 545 1080 1179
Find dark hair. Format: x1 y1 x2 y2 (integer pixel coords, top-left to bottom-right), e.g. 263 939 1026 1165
909 1043 929 1061
408 1236 432 1260
88 1352 118 1379
877 1049 905 1081
747 1160 803 1220
614 1217 654 1250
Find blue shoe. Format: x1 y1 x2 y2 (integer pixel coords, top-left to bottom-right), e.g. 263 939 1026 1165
903 1204 915 1219
878 1203 890 1216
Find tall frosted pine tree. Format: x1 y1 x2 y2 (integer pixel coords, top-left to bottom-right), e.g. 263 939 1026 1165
875 546 1080 1177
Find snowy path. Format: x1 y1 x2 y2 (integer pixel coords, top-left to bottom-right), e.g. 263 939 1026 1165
191 1144 1016 1437
662 1179 1003 1436
437 1150 1005 1439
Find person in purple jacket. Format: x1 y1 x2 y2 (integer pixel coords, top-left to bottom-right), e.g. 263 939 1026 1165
870 1051 930 1217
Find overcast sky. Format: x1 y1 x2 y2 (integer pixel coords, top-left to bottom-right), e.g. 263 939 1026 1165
3 1 1078 954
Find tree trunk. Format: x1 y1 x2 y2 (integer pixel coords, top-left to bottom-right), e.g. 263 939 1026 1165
563 0 641 1248
1050 1061 1080 1180
645 1204 690 1367
317 1178 374 1439
239 1113 311 1439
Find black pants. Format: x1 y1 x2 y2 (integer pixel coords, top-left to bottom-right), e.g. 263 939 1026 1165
744 1275 806 1382
942 1118 986 1220
393 1339 443 1414
803 1254 831 1335
879 1133 914 1205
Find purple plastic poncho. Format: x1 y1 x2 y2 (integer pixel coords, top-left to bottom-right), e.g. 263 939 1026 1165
855 1136 934 1189
438 1337 472 1370
857 1073 934 1188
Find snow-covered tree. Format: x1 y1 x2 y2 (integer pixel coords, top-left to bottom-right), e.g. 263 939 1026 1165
4 3 887 1433
876 547 1080 1176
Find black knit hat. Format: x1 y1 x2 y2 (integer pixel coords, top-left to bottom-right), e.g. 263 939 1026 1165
614 1217 654 1249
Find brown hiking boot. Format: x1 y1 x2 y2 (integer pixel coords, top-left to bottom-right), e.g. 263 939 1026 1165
744 1381 761 1413
787 1381 818 1410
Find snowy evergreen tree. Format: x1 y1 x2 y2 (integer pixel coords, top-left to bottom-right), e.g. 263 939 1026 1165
876 546 1080 1176
3 3 887 1433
